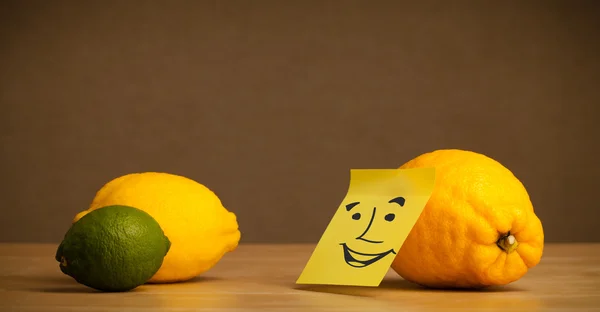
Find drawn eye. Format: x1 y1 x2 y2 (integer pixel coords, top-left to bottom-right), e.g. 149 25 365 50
384 213 395 222
352 213 361 220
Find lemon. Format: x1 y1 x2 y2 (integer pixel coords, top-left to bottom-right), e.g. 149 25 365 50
73 172 241 283
391 149 544 288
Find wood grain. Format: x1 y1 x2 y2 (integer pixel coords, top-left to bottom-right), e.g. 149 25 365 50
1 243 599 311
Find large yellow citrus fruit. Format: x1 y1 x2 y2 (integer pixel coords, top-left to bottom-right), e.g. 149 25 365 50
391 149 544 288
73 172 240 283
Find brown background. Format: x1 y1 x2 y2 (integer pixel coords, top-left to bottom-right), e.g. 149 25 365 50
1 1 598 243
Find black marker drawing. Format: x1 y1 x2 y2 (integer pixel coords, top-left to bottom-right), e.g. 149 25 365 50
340 196 405 268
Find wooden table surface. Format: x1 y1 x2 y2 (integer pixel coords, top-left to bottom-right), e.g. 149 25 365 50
0 243 599 311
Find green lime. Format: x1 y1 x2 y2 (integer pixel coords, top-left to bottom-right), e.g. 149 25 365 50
55 205 171 292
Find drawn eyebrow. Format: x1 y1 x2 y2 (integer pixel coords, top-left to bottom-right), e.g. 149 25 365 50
388 196 405 207
345 202 360 211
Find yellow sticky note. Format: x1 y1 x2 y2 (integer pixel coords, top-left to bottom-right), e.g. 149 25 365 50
296 168 436 287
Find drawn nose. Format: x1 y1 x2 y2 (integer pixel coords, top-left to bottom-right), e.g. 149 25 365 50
356 207 383 244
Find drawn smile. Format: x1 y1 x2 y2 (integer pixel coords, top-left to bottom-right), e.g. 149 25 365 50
340 243 396 268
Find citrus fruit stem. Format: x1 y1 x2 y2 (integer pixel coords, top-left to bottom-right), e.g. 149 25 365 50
497 232 519 254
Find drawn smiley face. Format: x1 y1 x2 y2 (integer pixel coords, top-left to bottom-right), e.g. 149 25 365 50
296 168 436 286
339 196 406 268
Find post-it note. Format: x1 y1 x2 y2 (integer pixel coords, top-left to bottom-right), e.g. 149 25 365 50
296 168 436 287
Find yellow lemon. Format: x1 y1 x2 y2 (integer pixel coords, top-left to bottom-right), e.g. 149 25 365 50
74 172 240 283
391 149 544 288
